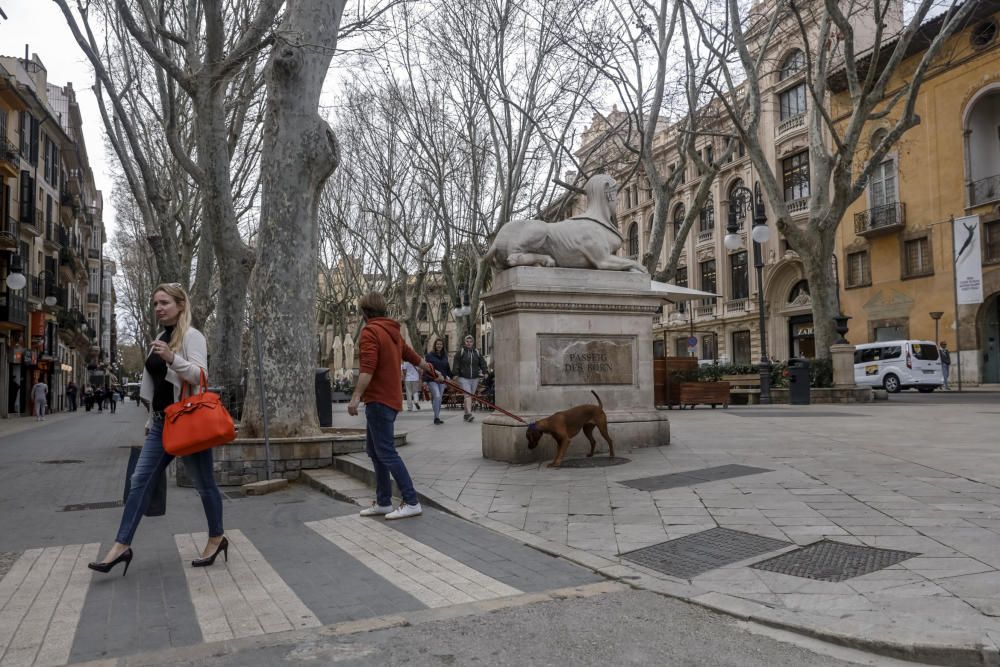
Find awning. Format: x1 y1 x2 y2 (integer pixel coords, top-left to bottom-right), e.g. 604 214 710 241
649 281 720 303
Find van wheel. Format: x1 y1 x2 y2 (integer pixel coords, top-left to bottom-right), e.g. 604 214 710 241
883 374 901 393
917 387 935 393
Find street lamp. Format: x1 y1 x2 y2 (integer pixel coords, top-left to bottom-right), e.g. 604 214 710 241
5 254 26 291
930 311 944 345
725 182 772 404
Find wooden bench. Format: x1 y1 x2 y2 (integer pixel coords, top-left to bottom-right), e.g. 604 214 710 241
678 382 730 409
722 374 761 405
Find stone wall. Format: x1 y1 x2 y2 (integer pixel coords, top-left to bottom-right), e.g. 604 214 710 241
769 387 873 404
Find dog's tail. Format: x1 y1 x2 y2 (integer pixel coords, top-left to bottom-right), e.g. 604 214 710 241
591 390 602 409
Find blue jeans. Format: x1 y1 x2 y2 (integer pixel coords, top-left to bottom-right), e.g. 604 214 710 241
428 382 445 419
365 401 418 506
115 418 224 545
942 363 951 389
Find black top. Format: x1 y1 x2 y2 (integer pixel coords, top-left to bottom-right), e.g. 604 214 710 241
145 327 175 411
425 350 453 382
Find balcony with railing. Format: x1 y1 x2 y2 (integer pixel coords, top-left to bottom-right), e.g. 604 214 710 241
775 113 806 139
724 297 752 314
969 174 1000 208
0 138 19 176
697 229 714 244
786 197 809 217
0 289 27 327
854 202 905 237
0 216 16 250
27 275 43 302
694 301 716 318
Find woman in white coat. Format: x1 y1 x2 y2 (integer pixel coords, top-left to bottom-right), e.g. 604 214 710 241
89 283 226 575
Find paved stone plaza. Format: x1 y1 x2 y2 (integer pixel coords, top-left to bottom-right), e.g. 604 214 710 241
320 390 1000 664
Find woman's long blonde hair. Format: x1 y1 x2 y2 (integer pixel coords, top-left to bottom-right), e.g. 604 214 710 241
153 283 192 352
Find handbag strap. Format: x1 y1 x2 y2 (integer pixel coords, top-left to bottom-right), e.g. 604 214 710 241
179 369 209 400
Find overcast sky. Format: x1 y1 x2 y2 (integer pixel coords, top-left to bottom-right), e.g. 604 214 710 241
0 0 116 236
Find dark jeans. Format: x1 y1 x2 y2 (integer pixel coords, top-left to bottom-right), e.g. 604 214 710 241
365 401 418 506
68 395 77 411
115 418 224 545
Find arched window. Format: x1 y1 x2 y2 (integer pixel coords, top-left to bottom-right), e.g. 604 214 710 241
672 204 686 236
699 205 714 233
780 50 805 80
627 223 639 257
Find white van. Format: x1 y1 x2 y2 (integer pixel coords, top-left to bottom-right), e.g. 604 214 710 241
853 340 943 393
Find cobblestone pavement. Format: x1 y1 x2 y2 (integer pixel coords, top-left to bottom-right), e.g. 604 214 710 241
328 393 1000 663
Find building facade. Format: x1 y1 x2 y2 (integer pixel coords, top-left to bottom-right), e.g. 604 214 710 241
834 6 1000 384
0 53 113 417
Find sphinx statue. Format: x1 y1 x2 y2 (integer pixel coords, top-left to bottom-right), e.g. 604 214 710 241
485 174 647 273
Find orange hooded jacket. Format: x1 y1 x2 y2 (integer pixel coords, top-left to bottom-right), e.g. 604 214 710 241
359 317 423 412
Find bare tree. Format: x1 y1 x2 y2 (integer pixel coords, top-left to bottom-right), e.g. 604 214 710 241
690 0 979 357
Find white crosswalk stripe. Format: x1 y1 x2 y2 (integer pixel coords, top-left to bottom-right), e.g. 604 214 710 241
0 543 98 667
175 530 320 643
307 515 521 608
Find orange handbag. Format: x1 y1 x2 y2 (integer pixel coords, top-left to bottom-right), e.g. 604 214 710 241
162 370 236 456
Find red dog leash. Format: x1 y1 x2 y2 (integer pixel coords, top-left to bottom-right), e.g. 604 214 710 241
423 373 528 424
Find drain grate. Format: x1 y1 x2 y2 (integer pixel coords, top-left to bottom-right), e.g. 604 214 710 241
620 528 790 579
223 490 246 500
556 457 631 469
752 540 918 582
620 464 773 491
61 500 123 512
39 459 85 465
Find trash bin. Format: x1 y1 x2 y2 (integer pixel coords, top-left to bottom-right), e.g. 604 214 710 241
788 358 811 405
315 369 333 427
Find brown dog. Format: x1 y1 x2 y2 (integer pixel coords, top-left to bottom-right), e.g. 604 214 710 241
526 391 614 468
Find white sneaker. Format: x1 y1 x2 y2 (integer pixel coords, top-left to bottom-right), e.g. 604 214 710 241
385 502 422 520
359 503 393 517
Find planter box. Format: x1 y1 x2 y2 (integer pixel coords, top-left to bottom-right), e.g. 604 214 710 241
678 382 731 409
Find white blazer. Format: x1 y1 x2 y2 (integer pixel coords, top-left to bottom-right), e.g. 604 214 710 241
140 327 209 405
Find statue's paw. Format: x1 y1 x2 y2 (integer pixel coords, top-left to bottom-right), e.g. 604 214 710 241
542 257 557 267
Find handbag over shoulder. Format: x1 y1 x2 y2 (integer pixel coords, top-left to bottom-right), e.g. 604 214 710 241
162 370 236 457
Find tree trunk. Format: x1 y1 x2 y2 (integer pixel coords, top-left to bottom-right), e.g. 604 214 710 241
241 0 346 438
795 231 839 360
194 91 255 394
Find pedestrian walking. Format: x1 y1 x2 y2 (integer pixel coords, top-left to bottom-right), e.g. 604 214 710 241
940 341 952 390
66 381 78 412
453 334 488 422
348 291 442 520
425 338 452 425
109 387 118 414
89 282 226 576
84 384 93 411
31 379 48 421
401 360 422 411
96 386 105 413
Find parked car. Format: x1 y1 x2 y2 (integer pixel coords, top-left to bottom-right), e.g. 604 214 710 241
853 340 943 393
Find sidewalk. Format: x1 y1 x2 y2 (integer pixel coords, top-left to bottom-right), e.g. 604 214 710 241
322 395 1000 665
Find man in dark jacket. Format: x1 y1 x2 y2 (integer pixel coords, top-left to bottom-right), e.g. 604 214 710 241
453 335 489 422
348 291 441 520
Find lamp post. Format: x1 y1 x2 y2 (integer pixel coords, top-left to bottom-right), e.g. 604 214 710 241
725 182 772 404
930 311 944 345
5 254 26 291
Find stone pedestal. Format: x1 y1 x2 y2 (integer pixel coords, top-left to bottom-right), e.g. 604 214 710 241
830 344 857 388
481 267 670 463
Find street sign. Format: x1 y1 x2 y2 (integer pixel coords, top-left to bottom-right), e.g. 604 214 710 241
687 336 698 348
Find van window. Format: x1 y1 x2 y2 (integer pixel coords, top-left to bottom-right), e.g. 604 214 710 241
911 343 939 361
856 348 879 363
882 346 901 360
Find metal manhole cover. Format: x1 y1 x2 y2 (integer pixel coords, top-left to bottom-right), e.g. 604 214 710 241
39 459 85 465
752 540 918 582
620 464 772 491
620 528 790 580
61 500 123 512
557 457 631 468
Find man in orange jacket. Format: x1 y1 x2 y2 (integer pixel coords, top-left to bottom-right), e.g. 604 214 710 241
348 291 441 520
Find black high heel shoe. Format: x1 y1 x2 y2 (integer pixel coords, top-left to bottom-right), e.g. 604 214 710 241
88 548 133 576
191 537 228 568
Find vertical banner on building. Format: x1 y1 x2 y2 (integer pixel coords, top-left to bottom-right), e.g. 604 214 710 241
954 215 984 305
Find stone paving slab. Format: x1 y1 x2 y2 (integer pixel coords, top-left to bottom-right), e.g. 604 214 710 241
326 399 1000 664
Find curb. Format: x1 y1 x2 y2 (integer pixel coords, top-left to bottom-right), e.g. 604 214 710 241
321 455 1000 667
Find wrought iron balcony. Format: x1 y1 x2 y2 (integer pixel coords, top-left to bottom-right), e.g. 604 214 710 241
854 202 905 237
28 275 43 301
0 216 16 249
0 139 19 172
0 290 27 327
969 174 1000 207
